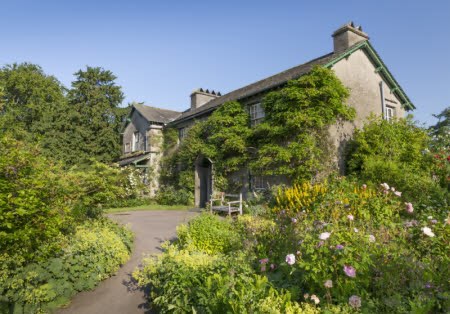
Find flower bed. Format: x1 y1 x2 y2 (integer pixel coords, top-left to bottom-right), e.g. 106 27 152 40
134 178 449 313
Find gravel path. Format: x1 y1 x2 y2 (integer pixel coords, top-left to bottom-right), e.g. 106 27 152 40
57 210 198 314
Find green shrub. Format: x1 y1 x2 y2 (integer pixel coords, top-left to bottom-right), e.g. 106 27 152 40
155 186 194 206
0 219 133 313
0 135 72 260
176 213 241 254
346 116 448 210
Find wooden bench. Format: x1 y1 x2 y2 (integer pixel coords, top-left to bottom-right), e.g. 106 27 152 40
210 192 243 215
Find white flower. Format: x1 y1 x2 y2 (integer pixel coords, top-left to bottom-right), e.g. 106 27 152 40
354 228 359 233
368 235 376 243
310 294 320 304
421 227 435 237
380 183 390 190
427 216 433 220
319 232 331 240
324 279 333 288
347 214 354 221
285 254 296 265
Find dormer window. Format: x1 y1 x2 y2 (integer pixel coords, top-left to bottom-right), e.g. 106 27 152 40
249 103 265 127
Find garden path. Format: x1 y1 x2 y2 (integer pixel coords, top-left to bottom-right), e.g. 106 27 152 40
57 210 198 314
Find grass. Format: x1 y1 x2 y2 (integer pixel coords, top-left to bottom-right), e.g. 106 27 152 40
105 203 193 213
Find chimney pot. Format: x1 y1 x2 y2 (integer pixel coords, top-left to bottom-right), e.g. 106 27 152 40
332 22 369 53
190 88 220 110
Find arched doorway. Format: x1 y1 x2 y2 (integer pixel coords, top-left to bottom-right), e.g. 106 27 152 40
195 156 213 208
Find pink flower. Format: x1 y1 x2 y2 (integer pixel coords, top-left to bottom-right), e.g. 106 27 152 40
310 294 320 304
291 218 297 223
270 263 276 270
324 279 333 288
405 202 414 213
349 295 361 309
285 254 296 265
259 258 269 264
319 232 331 240
347 214 354 221
394 191 402 197
343 265 356 278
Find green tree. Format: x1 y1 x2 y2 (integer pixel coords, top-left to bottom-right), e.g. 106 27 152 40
0 63 66 141
251 66 354 182
67 66 124 164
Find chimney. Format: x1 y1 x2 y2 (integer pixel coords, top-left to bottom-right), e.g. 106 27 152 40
190 88 221 110
332 21 369 53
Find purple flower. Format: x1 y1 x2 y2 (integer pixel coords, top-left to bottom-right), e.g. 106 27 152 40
285 254 295 265
291 218 297 223
431 219 438 224
343 265 356 278
335 244 344 250
349 295 361 309
317 240 325 248
259 258 269 264
260 264 266 272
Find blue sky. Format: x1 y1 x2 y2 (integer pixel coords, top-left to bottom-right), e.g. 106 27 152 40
1 0 449 126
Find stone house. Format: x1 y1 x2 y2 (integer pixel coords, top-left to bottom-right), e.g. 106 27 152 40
119 22 414 206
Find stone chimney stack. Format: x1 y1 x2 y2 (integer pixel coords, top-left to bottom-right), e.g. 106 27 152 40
332 22 369 53
190 88 221 110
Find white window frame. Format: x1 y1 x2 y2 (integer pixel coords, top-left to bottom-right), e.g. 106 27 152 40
249 103 265 127
179 128 187 141
124 143 131 153
385 106 395 121
132 131 140 151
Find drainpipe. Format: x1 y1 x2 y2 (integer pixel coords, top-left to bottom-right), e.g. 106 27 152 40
379 81 386 120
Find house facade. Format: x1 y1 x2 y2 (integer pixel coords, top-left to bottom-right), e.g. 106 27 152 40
119 22 414 206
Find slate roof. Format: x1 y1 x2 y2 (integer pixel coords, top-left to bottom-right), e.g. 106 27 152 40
171 51 337 124
134 103 180 124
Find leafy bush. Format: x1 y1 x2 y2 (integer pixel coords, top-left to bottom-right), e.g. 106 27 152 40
0 220 133 314
346 116 448 209
0 135 72 260
155 186 194 205
176 213 241 254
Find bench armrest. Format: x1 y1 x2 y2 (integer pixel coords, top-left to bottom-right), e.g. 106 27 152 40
227 201 241 205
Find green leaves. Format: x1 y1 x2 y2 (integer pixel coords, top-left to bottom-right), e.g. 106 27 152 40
251 66 354 182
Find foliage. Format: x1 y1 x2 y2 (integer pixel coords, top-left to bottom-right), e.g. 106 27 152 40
0 220 133 314
346 116 448 209
155 186 194 206
0 63 66 141
0 135 71 260
64 161 145 219
135 178 450 313
0 135 142 260
66 66 125 165
160 101 251 195
176 213 241 254
251 66 355 182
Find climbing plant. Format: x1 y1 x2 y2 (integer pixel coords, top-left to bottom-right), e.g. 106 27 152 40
161 101 251 193
250 66 355 182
